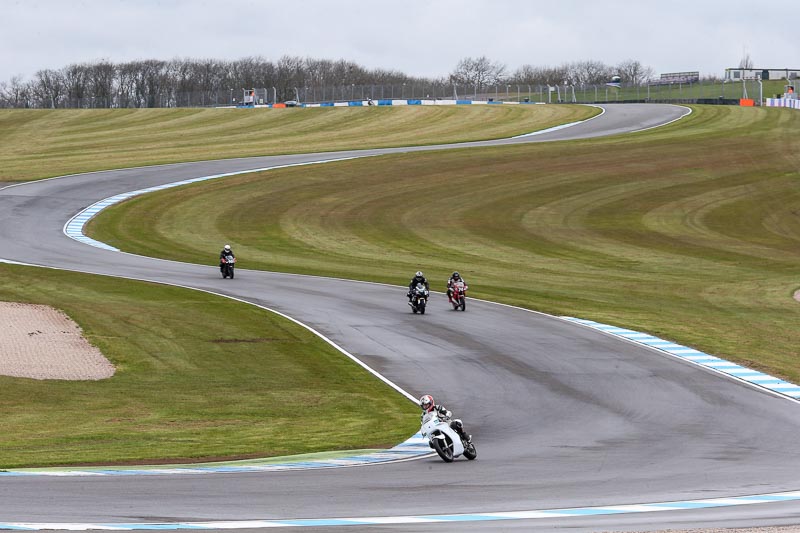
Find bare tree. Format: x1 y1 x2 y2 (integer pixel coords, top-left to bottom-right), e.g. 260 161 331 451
511 64 569 86
567 60 613 85
63 63 89 107
32 69 66 108
616 59 654 86
739 51 754 69
2 76 31 108
450 56 507 89
88 61 116 107
117 62 139 108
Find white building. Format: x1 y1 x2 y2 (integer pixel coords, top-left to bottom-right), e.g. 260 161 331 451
724 68 799 81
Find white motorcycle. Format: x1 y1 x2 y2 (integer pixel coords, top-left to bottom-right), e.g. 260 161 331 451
420 410 477 463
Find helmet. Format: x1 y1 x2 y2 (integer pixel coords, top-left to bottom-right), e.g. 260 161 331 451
415 271 424 278
224 244 231 251
419 394 434 412
452 271 460 280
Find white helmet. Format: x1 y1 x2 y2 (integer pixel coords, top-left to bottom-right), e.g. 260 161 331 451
415 271 424 277
419 394 434 412
224 244 231 251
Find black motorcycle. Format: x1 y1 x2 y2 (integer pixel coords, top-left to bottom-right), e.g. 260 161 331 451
408 283 429 314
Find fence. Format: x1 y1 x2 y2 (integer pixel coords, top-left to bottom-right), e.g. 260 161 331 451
5 79 791 109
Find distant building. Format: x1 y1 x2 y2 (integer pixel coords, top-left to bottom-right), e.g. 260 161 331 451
659 71 700 84
724 68 800 81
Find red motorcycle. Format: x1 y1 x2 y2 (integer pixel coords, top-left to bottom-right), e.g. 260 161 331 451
449 280 468 311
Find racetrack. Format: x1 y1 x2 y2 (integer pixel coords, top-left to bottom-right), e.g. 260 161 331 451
2 104 800 531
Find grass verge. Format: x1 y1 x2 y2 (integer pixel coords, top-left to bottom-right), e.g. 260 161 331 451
0 105 597 181
0 264 418 468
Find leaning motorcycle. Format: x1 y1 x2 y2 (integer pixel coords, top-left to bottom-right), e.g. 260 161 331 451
409 283 429 314
449 280 468 311
220 254 236 279
420 410 477 463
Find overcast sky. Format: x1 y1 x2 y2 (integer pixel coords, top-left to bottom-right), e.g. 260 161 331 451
1 0 796 83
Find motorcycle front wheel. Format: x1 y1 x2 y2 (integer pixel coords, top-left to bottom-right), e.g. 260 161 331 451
459 297 466 311
432 435 454 462
463 441 477 460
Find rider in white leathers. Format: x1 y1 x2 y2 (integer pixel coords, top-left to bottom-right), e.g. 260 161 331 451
419 394 471 443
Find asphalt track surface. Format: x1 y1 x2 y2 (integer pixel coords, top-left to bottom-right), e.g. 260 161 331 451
2 104 800 531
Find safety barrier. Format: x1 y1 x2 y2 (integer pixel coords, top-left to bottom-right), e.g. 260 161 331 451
233 99 543 109
765 98 800 109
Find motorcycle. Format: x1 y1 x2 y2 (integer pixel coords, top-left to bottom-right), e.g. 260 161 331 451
408 283 429 314
449 280 468 311
420 410 477 463
220 254 236 279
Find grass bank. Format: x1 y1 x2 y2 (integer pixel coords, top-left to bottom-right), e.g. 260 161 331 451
0 264 418 468
0 105 597 181
89 105 800 384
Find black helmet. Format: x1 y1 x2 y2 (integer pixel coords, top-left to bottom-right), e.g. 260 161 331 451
452 271 460 280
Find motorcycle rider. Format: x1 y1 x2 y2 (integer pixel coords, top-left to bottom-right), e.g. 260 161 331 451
407 271 430 302
446 271 467 303
419 394 471 444
219 244 235 273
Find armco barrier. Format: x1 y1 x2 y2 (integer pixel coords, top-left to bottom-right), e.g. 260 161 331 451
766 98 800 109
240 99 545 109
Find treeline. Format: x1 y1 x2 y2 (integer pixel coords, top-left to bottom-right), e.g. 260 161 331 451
451 57 654 88
0 55 657 109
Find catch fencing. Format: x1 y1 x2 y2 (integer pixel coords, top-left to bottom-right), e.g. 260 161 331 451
230 79 770 106
7 79 787 109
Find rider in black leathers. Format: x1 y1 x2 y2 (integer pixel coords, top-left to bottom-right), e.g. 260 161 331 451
407 271 430 301
419 394 471 443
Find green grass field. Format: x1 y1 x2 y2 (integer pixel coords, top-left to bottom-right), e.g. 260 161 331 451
0 105 597 182
88 105 800 386
0 264 418 468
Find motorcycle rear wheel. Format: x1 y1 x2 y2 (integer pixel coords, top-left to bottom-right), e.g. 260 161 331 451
432 436 454 462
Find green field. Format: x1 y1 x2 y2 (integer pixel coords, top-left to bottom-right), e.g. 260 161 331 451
0 105 597 182
89 105 800 386
0 265 418 468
